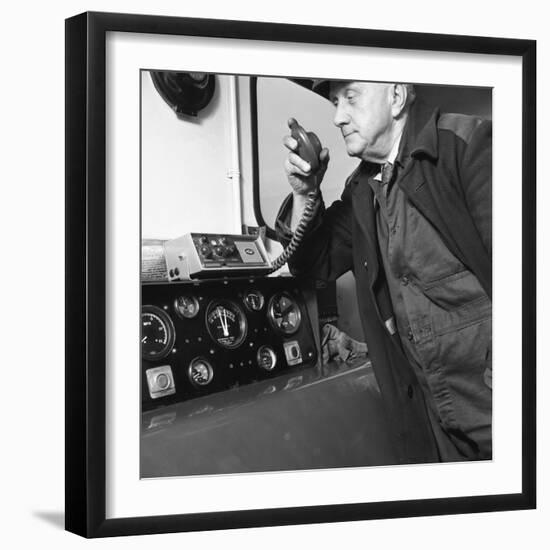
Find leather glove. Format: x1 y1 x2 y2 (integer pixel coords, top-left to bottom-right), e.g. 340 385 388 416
321 323 368 363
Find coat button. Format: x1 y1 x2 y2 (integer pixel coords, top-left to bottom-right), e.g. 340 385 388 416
407 385 414 398
363 260 368 269
407 328 414 341
401 275 409 286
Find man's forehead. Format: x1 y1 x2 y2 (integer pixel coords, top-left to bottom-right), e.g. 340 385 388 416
328 80 385 96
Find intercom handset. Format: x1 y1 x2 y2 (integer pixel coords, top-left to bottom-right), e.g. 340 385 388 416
268 118 324 273
288 117 323 173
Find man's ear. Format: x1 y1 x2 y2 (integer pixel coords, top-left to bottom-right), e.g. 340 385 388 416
390 83 408 118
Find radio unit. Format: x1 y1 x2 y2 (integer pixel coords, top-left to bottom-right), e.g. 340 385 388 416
164 232 272 280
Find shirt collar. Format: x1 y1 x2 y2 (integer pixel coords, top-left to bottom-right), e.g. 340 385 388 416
373 131 403 182
388 132 402 164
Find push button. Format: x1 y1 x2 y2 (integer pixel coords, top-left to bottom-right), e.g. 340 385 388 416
155 373 170 390
283 340 302 366
146 366 176 399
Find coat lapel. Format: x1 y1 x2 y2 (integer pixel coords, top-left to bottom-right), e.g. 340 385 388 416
350 176 379 287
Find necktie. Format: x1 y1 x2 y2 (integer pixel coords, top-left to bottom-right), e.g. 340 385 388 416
381 162 394 185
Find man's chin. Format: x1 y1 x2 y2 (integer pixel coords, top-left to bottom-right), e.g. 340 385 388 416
345 145 364 158
343 137 367 158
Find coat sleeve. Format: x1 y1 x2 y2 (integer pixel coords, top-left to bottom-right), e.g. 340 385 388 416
274 181 354 281
459 119 492 257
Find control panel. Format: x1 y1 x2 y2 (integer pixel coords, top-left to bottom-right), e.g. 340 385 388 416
141 277 318 411
164 232 272 280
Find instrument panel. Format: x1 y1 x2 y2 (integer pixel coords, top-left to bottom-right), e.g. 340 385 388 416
141 277 318 411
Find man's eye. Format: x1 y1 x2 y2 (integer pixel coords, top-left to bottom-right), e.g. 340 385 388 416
346 93 356 102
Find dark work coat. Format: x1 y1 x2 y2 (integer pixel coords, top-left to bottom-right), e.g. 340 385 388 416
276 100 492 463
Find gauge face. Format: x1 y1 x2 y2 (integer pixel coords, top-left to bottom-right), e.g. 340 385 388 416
174 295 200 319
268 292 302 335
244 290 265 312
141 305 175 360
205 300 247 349
188 357 214 387
257 345 277 371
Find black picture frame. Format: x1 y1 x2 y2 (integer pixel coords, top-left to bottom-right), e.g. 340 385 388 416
65 11 536 538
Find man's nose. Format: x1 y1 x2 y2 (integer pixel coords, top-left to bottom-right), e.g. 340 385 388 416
333 103 349 127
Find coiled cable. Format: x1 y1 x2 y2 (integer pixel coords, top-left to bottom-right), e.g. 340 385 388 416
268 189 321 274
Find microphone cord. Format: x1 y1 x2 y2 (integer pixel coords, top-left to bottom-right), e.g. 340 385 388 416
268 189 320 274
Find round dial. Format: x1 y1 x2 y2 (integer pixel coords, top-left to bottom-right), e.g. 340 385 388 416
205 300 248 349
244 290 265 312
188 357 214 387
174 295 200 319
257 346 277 371
141 305 175 360
268 292 302 335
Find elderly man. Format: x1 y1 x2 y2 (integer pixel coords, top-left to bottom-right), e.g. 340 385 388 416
276 81 492 463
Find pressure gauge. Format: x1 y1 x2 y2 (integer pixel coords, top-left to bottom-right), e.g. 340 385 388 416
188 357 214 387
267 292 302 335
244 290 265 312
205 300 248 349
174 295 200 319
257 346 277 371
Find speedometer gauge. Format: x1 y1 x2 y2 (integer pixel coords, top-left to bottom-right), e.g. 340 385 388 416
141 305 175 360
205 300 247 349
268 292 302 335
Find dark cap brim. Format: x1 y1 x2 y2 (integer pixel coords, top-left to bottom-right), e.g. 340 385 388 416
311 79 332 100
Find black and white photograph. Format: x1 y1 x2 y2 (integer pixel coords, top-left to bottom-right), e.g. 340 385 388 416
140 71 493 477
2 0 547 545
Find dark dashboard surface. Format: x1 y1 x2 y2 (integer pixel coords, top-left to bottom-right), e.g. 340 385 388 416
141 357 398 477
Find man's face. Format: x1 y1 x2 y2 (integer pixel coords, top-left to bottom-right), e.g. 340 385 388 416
329 81 395 162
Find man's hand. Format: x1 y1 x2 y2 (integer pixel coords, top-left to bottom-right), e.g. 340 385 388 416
283 118 330 196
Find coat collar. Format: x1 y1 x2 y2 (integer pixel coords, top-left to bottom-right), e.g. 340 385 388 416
397 100 440 166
